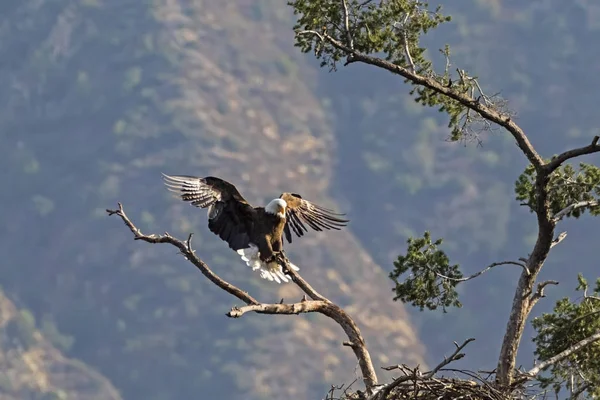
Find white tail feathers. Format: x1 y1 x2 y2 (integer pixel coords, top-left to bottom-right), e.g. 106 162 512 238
236 245 300 284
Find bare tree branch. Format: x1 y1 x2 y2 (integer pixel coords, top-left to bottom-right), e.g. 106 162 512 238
295 30 544 169
227 300 328 317
528 280 560 313
341 0 354 50
297 29 325 42
278 252 328 301
277 258 379 391
546 136 600 173
513 330 600 385
392 8 416 74
553 201 599 223
106 203 378 393
550 231 568 248
402 31 415 74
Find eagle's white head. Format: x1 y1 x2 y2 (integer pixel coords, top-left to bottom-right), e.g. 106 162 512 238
265 198 287 219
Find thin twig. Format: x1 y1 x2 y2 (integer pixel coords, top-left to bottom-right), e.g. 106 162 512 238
392 9 416 74
375 339 475 400
402 32 415 74
424 338 476 379
468 77 493 107
566 310 600 328
374 369 416 400
443 49 451 78
358 0 375 7
434 261 529 282
297 30 325 42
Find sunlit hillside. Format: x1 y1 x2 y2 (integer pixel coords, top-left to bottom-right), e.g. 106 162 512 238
0 1 599 399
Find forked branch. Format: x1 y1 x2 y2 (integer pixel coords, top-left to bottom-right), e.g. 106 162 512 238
528 280 560 313
106 203 378 393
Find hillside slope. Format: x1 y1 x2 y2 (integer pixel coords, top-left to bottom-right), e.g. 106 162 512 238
4 1 598 398
0 291 122 400
0 1 425 399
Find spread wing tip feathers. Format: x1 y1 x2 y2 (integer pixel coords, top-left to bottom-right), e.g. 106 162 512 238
279 192 350 243
161 173 193 193
161 173 200 189
161 173 221 209
162 174 183 197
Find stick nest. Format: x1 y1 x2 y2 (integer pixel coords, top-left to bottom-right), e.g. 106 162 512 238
373 376 508 400
329 369 520 400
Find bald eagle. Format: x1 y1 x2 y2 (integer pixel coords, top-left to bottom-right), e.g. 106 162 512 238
162 173 349 283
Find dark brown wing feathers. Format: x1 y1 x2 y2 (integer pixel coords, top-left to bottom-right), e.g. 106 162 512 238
162 173 253 250
162 174 249 207
279 192 349 243
163 174 348 248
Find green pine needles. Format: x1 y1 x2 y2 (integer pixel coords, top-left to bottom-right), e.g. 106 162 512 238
390 231 462 312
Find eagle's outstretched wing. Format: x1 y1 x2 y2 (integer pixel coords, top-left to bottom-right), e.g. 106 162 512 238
162 173 255 250
279 192 349 243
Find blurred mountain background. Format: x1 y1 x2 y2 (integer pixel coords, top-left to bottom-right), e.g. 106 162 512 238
0 0 599 399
